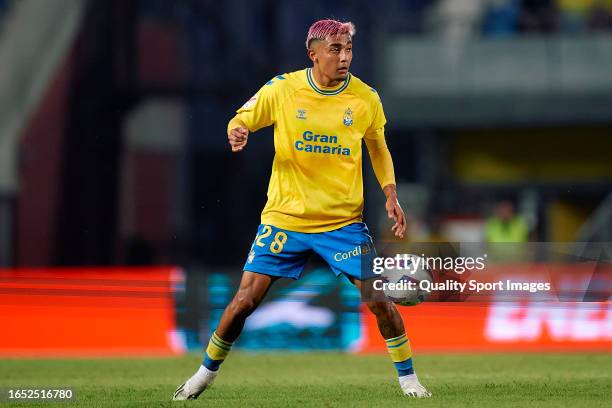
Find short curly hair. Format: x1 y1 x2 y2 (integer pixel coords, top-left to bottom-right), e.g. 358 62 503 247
306 19 356 49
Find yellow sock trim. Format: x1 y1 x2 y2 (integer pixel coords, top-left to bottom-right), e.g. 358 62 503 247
385 333 407 347
206 332 232 361
386 336 412 363
212 331 233 347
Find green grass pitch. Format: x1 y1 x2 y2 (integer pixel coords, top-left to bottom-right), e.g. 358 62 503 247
1 352 610 407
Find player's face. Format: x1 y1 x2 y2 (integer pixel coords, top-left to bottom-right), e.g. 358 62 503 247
310 34 352 82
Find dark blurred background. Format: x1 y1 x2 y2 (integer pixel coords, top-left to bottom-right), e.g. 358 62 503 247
1 0 611 270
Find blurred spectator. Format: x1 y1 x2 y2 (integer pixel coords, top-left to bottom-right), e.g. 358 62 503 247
588 0 612 29
485 201 529 243
482 0 521 36
484 201 530 262
427 0 486 40
558 0 596 32
519 0 558 32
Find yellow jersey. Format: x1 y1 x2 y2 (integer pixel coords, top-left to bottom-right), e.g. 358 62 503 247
230 68 394 233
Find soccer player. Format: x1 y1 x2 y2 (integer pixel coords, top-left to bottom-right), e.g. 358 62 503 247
174 19 431 400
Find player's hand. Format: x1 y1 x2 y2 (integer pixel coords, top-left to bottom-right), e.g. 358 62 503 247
384 185 406 239
228 126 249 152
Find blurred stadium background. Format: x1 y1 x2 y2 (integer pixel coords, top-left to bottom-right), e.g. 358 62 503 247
0 0 611 360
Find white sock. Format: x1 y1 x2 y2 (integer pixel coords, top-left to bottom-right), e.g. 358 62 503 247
399 373 418 383
195 365 216 379
186 365 214 390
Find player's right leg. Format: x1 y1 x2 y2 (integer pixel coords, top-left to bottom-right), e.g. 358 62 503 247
173 271 277 400
173 224 309 400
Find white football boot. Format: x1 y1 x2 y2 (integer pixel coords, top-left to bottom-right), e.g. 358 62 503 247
173 366 218 400
399 373 432 398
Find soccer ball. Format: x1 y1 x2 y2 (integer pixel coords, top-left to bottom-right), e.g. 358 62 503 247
381 254 433 306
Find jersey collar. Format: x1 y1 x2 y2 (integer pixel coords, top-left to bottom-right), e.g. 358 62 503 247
306 68 351 96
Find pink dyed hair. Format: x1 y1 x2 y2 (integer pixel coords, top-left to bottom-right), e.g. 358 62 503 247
306 19 356 49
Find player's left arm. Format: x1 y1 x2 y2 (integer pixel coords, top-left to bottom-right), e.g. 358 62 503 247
364 96 406 239
365 132 406 239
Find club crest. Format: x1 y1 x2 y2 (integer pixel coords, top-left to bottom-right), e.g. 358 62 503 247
343 108 353 126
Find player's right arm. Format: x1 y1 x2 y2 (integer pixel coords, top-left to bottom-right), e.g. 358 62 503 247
227 118 249 152
227 78 280 153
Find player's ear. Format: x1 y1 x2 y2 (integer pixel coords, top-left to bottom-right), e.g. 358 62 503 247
307 40 322 63
307 48 317 63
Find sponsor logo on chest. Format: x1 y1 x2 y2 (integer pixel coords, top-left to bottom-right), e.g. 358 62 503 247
295 130 351 156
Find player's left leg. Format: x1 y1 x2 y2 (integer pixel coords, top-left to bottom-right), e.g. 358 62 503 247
313 222 431 398
351 277 432 398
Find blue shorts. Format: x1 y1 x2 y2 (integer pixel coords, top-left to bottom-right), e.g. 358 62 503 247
243 222 377 281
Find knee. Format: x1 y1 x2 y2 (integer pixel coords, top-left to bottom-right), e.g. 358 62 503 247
366 301 397 320
228 291 258 317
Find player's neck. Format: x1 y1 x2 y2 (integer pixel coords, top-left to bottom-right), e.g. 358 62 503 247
311 66 342 88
